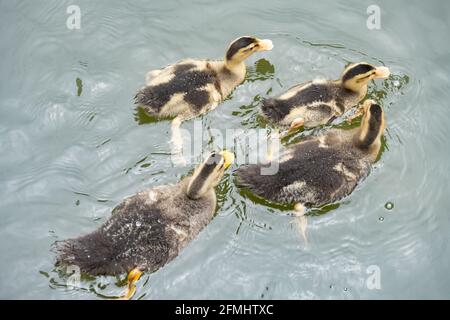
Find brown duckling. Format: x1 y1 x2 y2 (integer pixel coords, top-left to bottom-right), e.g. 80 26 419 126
261 62 390 133
237 100 385 242
56 150 234 299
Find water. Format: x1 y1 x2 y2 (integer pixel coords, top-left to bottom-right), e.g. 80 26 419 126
0 0 449 299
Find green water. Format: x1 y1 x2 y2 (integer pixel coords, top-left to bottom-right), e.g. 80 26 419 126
0 0 449 299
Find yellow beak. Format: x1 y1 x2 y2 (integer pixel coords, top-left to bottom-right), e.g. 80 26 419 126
256 39 274 51
374 66 390 78
219 150 235 169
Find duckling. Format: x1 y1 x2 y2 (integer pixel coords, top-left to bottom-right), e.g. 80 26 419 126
135 37 273 160
237 100 385 242
261 62 390 133
55 150 234 299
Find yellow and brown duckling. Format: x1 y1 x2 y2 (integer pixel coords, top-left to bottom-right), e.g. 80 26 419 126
237 100 385 242
261 62 390 133
135 36 273 159
136 36 274 119
55 150 234 299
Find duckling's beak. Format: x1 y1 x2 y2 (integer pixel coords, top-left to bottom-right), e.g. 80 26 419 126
256 39 274 52
219 150 235 169
374 66 390 79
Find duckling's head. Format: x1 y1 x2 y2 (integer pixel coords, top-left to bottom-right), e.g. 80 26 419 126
186 150 234 199
225 36 273 66
357 100 386 149
341 62 390 93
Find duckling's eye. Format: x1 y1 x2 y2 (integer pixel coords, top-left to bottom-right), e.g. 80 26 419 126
356 72 376 82
209 153 217 161
207 153 222 165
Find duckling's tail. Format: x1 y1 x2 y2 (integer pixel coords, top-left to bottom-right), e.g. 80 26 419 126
134 88 152 107
134 86 162 112
54 231 125 276
261 98 287 123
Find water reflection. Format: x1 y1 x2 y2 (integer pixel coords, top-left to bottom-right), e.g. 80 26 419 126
1 0 448 300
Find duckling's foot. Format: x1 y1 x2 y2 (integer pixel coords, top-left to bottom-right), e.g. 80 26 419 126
347 106 364 124
293 203 308 247
170 117 187 166
287 118 305 136
118 268 142 300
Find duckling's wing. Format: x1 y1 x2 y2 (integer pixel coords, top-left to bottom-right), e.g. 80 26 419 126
291 81 336 105
136 60 219 116
145 59 198 85
262 81 337 125
304 104 335 127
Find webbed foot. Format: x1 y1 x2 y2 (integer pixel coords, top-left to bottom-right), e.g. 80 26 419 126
347 106 365 124
287 117 305 135
293 203 308 247
118 268 142 300
170 117 187 166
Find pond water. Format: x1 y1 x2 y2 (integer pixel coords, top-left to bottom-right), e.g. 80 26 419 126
0 0 449 299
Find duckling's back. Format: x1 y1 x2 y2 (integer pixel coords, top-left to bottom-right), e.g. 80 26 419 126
261 81 358 127
56 182 216 276
237 135 372 207
56 201 171 275
135 62 220 117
